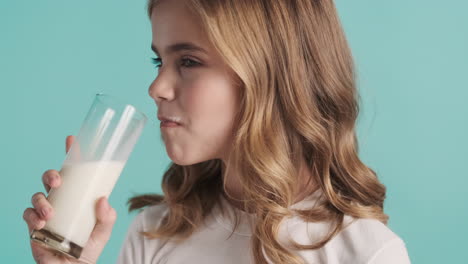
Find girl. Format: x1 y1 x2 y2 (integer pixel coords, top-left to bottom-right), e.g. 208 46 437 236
24 0 411 263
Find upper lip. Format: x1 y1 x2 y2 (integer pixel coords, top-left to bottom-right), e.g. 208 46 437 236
158 114 182 125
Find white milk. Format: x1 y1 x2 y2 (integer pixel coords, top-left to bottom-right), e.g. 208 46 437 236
45 160 126 246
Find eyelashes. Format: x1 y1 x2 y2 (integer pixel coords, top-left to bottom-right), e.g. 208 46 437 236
151 57 162 69
150 57 200 69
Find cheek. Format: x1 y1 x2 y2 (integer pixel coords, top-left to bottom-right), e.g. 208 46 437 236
182 73 238 145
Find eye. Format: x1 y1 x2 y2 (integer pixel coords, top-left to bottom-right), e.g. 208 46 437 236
180 57 200 68
150 57 201 70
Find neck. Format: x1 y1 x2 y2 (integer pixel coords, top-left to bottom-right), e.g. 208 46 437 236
221 158 318 212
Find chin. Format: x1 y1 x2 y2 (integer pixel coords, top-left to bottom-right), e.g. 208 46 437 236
165 144 220 166
166 150 194 166
171 159 194 166
168 152 215 166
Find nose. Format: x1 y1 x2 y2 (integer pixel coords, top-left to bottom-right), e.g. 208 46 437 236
148 71 176 104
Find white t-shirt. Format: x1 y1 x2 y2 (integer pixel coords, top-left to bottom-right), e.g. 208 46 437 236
116 190 411 264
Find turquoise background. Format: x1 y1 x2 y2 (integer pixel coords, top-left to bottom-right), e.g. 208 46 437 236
1 0 466 263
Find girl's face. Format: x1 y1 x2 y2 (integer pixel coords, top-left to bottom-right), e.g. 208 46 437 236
148 0 240 166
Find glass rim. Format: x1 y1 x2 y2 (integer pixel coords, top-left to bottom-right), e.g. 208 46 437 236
95 92 148 121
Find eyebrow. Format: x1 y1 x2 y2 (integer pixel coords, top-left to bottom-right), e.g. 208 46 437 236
151 42 207 55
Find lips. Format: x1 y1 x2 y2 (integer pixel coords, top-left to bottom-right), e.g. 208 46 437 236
160 121 181 128
158 115 182 127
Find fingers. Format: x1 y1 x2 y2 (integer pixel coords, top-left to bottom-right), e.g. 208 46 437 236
42 170 62 193
23 208 46 233
31 192 54 220
30 235 74 264
66 135 75 154
66 135 81 160
23 208 63 264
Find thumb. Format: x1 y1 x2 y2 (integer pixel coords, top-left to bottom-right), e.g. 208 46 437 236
82 197 117 262
92 197 117 242
91 197 117 243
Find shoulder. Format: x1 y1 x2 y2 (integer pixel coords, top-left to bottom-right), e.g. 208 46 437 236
337 216 401 248
129 203 170 232
116 203 170 264
331 217 410 263
280 215 411 264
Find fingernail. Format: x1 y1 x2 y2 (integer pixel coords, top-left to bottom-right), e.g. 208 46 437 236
49 177 55 187
51 174 59 186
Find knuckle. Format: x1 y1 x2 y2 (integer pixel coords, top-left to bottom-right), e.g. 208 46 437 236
109 209 117 222
101 209 117 225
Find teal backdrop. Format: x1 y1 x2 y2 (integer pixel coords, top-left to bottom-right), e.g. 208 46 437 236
1 0 466 263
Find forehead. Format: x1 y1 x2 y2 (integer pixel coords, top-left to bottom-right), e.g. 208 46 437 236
150 0 208 53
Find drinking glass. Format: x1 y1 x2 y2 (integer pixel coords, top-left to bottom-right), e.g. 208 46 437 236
30 92 147 259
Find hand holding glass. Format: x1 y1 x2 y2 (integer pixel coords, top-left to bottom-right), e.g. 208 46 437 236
30 93 147 259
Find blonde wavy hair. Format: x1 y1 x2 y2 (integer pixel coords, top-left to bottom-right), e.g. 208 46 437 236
128 0 389 263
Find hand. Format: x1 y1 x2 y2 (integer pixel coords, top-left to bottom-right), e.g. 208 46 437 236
23 135 117 264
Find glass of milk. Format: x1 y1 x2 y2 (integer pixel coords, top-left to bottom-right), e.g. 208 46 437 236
30 92 147 259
